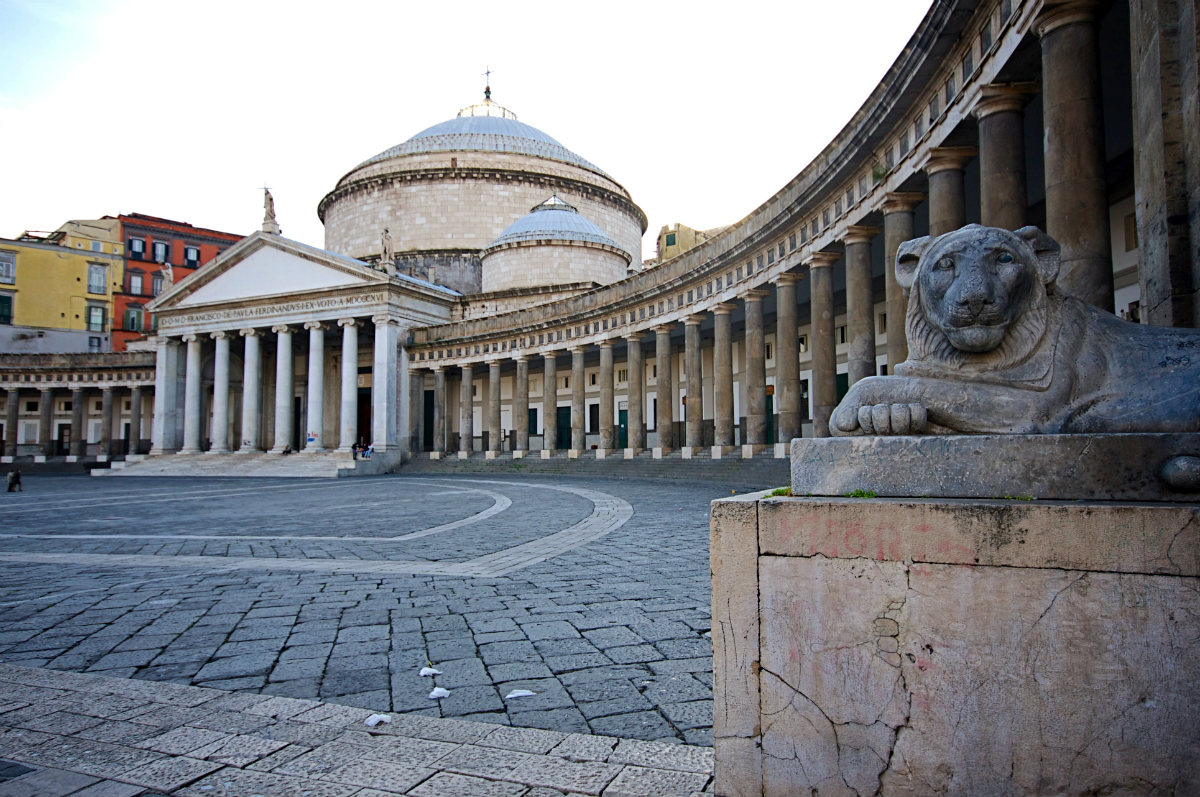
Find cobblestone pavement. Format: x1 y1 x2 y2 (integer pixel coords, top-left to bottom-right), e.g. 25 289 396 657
0 663 714 796
0 473 762 749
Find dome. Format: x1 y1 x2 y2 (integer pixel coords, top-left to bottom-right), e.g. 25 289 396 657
485 196 625 253
354 97 609 177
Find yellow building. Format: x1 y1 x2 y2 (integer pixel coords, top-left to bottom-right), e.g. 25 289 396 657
1 227 124 354
655 223 727 263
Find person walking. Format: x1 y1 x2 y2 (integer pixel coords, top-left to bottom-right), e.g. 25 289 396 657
6 469 22 492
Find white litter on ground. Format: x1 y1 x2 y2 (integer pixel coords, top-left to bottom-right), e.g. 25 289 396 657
419 666 442 677
504 689 537 699
364 714 392 727
428 687 451 699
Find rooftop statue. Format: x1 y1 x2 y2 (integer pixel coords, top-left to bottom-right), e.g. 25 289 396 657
830 225 1200 436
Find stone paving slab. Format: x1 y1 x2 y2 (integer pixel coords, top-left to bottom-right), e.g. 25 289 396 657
0 474 742 745
0 664 712 796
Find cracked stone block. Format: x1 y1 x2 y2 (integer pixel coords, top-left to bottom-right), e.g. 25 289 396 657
176 767 358 797
478 724 568 754
609 739 714 773
116 756 224 792
507 754 622 796
602 764 711 797
406 771 528 797
135 726 232 756
320 758 434 792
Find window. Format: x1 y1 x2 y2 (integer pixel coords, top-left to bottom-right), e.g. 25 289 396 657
152 274 163 295
757 254 765 268
86 305 106 332
128 238 145 260
800 227 808 244
736 267 743 280
811 220 818 237
765 343 773 360
778 243 786 258
837 325 847 344
798 334 808 352
129 273 143 295
962 50 974 79
789 233 796 251
767 249 775 265
980 19 993 50
152 241 169 263
835 198 843 217
945 74 956 104
590 373 597 386
900 131 910 156
0 293 12 325
929 95 940 123
823 209 831 228
87 263 107 294
846 187 855 207
88 336 102 353
664 232 676 247
124 308 144 332
184 245 199 266
618 368 628 383
0 251 14 283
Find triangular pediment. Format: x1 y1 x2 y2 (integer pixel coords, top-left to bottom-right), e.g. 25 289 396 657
151 233 385 311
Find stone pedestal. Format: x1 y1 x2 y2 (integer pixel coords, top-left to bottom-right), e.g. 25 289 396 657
712 491 1200 797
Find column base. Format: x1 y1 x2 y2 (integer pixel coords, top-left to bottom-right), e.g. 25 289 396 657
457 450 471 460
540 449 554 460
512 450 526 459
485 450 498 460
595 448 610 460
681 446 697 459
652 447 672 459
624 448 642 459
741 444 766 459
33 456 46 463
179 448 202 456
205 448 231 455
0 456 12 464
711 445 736 459
65 455 78 463
773 442 789 458
568 449 583 459
429 451 442 460
235 448 263 455
301 447 326 454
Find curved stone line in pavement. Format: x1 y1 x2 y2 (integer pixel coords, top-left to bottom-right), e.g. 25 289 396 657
0 480 634 578
0 480 513 544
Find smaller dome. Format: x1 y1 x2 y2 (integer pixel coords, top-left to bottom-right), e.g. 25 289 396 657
486 196 627 254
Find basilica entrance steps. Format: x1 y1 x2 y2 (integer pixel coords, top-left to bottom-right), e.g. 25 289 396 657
95 450 372 478
398 449 791 488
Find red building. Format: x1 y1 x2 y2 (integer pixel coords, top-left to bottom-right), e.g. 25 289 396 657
111 214 243 351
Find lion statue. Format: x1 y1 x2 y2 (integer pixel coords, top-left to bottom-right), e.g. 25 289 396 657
830 225 1200 436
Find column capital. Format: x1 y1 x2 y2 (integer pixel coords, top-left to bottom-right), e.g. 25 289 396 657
337 317 358 328
239 327 260 338
210 330 227 340
372 314 398 327
304 320 326 331
842 225 882 246
712 302 738 316
431 363 446 372
743 289 770 302
597 340 614 350
153 334 179 348
487 358 503 369
807 252 841 270
974 82 1038 119
570 345 587 355
270 324 291 334
542 348 559 360
181 333 200 343
683 314 705 327
652 323 675 334
512 353 529 363
773 272 803 287
923 146 978 175
1036 0 1101 36
882 191 926 214
623 331 645 344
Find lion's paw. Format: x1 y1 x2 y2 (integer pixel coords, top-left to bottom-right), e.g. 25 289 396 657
856 403 928 435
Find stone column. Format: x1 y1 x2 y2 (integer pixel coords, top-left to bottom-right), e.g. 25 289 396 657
69 388 86 458
3 389 18 459
570 346 586 454
843 226 881 386
542 352 558 454
409 368 423 454
1038 0 1114 310
304 322 326 451
180 334 203 454
809 252 841 437
459 363 474 456
432 366 446 455
684 316 704 450
712 303 736 452
101 387 115 458
209 331 231 453
654 324 674 452
239 329 262 452
513 356 529 454
925 147 977 237
38 388 54 458
883 192 924 369
336 319 358 452
598 342 615 451
150 336 180 454
372 316 399 452
270 325 293 453
773 275 802 445
1130 0 1198 327
625 334 645 452
975 84 1034 230
742 291 768 449
129 386 143 455
488 360 502 456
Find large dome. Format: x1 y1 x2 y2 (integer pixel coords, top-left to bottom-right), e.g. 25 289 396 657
318 93 646 296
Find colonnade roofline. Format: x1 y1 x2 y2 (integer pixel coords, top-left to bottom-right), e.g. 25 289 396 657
409 0 1040 367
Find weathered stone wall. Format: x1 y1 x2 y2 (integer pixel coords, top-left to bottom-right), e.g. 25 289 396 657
711 495 1200 796
482 241 629 293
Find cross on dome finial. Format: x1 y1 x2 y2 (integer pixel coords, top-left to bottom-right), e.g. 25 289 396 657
483 66 492 101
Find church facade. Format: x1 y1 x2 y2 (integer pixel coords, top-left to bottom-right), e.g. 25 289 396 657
2 0 1196 474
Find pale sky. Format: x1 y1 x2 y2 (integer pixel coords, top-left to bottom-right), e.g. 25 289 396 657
0 0 931 263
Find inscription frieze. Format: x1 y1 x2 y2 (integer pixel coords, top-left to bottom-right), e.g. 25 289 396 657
159 293 385 327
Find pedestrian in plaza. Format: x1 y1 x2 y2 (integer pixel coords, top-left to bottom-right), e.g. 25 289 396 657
352 442 359 460
365 444 374 459
6 469 22 492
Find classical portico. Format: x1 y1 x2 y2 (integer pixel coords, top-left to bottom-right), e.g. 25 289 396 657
146 233 455 465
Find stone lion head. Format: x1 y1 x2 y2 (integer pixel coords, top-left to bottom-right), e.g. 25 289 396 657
896 225 1061 369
